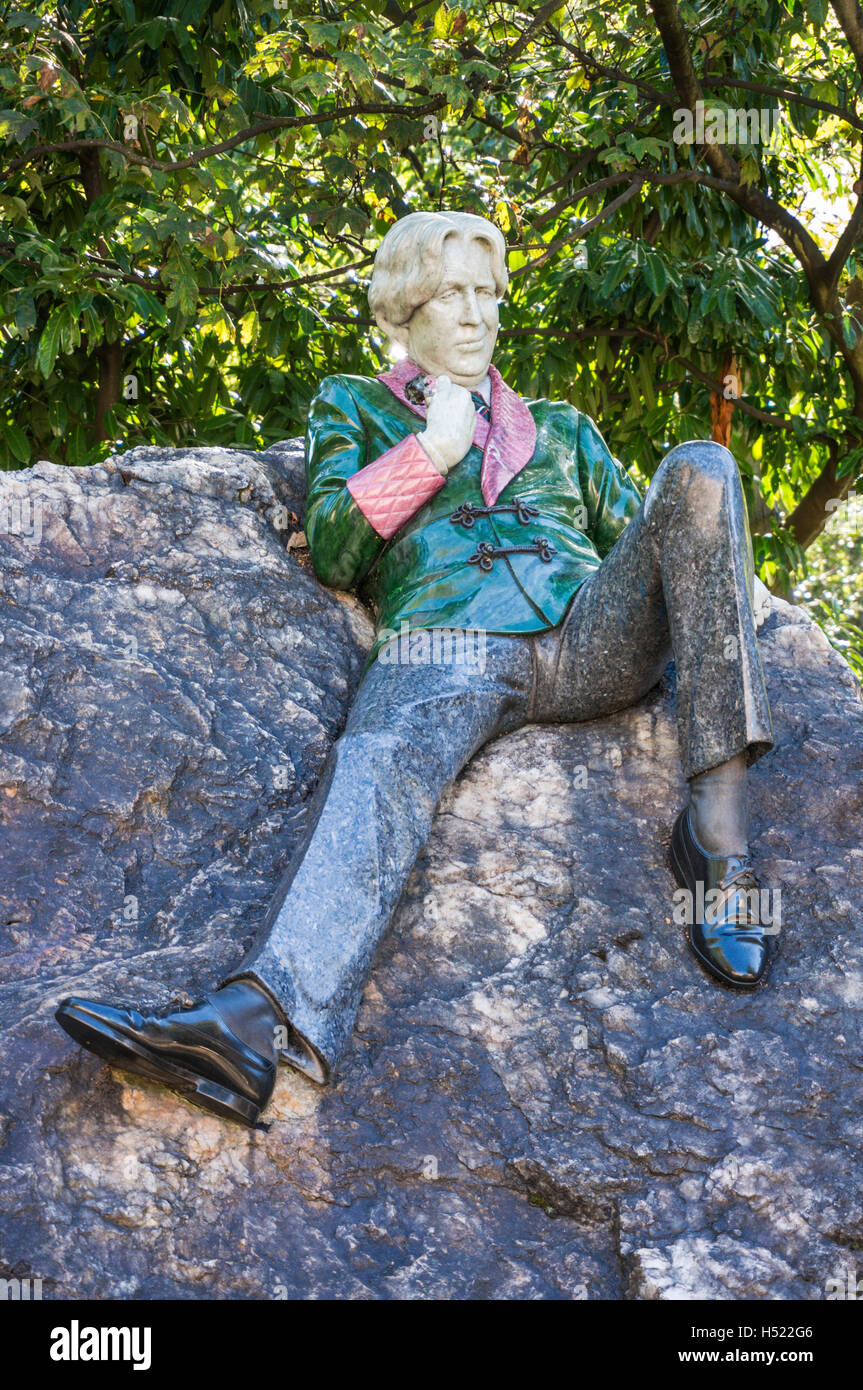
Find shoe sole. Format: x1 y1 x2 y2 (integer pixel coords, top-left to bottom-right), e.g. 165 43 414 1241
55 1003 261 1127
668 838 765 993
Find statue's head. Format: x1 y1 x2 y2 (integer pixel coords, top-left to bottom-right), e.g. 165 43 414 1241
369 211 508 388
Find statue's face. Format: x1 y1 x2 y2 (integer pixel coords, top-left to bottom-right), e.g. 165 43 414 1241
400 236 499 387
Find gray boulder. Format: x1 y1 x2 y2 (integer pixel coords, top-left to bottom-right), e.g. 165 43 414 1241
0 443 861 1300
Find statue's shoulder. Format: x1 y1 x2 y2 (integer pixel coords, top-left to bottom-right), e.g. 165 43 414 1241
525 393 583 440
312 373 399 409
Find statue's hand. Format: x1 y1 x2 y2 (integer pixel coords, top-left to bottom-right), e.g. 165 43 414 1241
753 575 772 629
417 375 477 475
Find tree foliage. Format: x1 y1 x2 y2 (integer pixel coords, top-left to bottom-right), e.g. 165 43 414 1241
1 0 862 610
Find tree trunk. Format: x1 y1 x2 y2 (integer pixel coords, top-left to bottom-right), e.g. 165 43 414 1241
78 149 123 443
95 340 123 442
710 349 737 448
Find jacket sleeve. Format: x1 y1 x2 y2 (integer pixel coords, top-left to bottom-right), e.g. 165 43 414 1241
576 413 643 558
305 375 446 590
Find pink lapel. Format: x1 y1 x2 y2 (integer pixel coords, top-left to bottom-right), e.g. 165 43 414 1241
377 359 537 506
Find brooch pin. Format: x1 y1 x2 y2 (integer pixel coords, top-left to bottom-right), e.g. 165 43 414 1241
405 373 435 406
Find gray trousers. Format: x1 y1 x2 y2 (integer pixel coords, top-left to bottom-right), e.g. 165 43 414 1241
223 441 773 1081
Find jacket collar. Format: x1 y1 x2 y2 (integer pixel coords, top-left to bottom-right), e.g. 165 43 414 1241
376 359 537 506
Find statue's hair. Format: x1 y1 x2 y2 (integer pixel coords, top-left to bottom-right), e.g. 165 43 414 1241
368 211 508 329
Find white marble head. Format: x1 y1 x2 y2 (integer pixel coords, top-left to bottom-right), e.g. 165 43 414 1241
369 211 508 388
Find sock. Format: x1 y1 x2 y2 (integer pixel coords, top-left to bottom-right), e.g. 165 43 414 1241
210 980 283 1058
687 752 749 857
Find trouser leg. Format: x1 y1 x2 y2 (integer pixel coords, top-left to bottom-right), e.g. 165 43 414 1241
532 440 773 780
222 636 532 1080
687 750 749 855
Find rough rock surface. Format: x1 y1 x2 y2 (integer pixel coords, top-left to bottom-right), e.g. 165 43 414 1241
1 443 862 1301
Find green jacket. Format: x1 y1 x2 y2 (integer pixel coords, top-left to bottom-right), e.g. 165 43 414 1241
304 367 643 663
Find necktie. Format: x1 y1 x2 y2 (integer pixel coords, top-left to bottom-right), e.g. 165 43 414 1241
470 391 491 422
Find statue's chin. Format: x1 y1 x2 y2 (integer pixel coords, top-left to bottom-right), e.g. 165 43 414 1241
413 359 494 389
448 372 491 388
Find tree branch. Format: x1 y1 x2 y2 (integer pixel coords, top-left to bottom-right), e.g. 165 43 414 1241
499 322 810 433
1 95 447 184
649 0 835 298
554 36 863 132
832 0 863 82
510 176 646 274
701 74 863 131
786 439 843 547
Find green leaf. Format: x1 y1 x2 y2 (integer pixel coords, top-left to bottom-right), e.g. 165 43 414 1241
718 285 735 323
0 194 29 222
637 354 657 411
643 255 667 297
0 109 39 143
402 54 431 87
49 398 67 437
200 301 234 344
0 418 30 463
294 70 331 97
165 269 198 318
335 52 374 93
36 308 64 378
433 5 453 39
65 422 86 464
6 10 44 33
119 283 168 325
13 294 36 339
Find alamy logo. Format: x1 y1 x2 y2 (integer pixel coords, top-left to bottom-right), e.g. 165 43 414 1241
672 884 781 933
377 621 488 673
673 100 782 148
0 1277 42 1299
0 495 42 542
825 1268 863 1300
49 1321 152 1371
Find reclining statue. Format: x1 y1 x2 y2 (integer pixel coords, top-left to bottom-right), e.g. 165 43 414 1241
56 209 776 1127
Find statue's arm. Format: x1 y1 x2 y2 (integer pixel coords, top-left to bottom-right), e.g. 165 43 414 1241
305 376 444 590
576 412 643 557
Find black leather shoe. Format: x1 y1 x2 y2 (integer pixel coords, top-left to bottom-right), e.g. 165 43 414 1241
669 807 774 990
54 985 279 1127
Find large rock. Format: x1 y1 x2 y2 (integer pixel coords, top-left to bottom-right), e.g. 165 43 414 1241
0 444 861 1301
